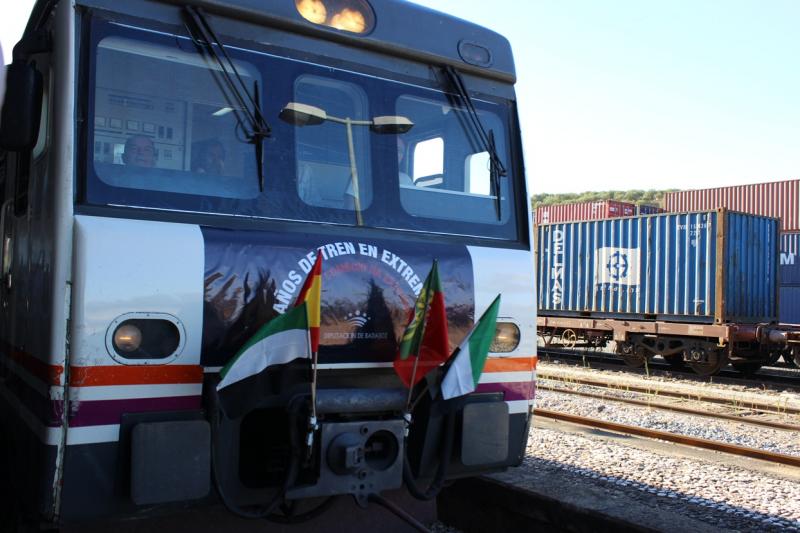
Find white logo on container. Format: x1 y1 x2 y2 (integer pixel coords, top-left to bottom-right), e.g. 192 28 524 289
595 247 641 286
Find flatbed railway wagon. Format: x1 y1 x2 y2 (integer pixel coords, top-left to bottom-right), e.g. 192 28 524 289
0 0 537 527
536 209 800 375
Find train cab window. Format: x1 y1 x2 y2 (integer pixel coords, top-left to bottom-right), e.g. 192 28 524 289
292 75 372 211
411 137 444 187
465 151 491 195
91 36 261 200
396 95 510 225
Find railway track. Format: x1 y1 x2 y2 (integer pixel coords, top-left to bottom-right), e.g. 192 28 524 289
535 408 800 468
536 384 800 429
538 346 800 388
537 370 800 416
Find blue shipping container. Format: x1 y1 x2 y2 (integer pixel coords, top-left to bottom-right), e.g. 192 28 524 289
636 204 664 215
537 210 779 323
780 232 800 285
779 286 800 324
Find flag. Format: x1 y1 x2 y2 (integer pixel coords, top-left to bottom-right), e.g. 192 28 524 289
216 302 310 418
393 260 450 387
441 295 501 400
294 252 322 352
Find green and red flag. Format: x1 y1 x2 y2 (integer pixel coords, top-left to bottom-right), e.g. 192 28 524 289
294 252 322 352
393 260 450 387
441 295 501 400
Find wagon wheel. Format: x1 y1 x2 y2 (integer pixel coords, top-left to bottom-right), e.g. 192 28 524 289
766 351 783 366
784 348 799 368
663 354 687 370
560 329 578 349
617 342 646 368
687 347 728 376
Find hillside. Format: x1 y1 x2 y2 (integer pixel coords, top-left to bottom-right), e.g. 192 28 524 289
531 189 678 210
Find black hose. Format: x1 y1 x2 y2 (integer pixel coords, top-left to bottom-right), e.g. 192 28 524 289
210 394 305 519
403 410 456 501
368 494 431 533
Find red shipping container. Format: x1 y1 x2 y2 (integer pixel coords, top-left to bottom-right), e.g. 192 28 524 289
663 179 800 231
535 200 636 224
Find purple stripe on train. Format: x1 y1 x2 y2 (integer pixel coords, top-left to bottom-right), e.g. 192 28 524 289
60 396 202 427
475 381 535 402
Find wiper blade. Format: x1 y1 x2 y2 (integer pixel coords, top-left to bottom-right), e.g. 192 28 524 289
440 65 506 219
183 6 271 191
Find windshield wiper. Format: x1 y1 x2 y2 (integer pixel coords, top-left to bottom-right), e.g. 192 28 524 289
183 6 271 191
440 65 506 219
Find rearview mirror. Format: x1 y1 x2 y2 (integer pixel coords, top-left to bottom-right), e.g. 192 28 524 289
0 61 43 151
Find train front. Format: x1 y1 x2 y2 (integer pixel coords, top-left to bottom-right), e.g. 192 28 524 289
53 0 537 522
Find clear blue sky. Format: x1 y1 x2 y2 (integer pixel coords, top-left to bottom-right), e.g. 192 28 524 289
4 0 800 194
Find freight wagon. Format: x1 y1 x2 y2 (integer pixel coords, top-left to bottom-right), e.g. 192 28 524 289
536 209 800 374
535 200 635 225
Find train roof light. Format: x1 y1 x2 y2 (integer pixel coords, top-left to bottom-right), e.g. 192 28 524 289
295 0 375 35
280 103 414 134
369 116 414 135
279 102 327 126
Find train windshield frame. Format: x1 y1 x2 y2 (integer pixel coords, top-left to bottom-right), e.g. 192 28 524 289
82 17 524 242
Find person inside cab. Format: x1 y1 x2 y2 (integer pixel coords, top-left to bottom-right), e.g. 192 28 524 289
122 135 156 167
191 139 226 175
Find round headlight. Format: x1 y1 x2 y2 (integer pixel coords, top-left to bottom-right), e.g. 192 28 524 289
490 322 520 353
113 324 143 352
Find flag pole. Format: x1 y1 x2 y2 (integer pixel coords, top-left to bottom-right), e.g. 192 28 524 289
405 260 436 411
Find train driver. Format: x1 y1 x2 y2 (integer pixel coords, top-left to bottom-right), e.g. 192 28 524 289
122 135 157 167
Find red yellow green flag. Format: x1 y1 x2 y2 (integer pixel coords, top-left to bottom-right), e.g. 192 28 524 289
393 260 450 387
294 252 322 352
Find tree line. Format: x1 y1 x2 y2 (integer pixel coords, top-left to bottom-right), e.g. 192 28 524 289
531 189 678 210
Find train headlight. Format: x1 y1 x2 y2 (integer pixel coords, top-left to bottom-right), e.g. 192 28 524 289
108 317 182 360
490 322 520 353
295 0 375 34
113 323 142 352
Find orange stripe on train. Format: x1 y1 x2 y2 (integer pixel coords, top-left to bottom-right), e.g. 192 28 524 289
483 356 538 373
69 364 204 387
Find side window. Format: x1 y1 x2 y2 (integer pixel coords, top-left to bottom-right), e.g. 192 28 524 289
465 151 490 195
14 64 50 217
411 137 444 187
396 95 509 224
292 75 371 211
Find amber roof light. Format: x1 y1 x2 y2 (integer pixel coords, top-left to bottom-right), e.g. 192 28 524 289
296 0 375 34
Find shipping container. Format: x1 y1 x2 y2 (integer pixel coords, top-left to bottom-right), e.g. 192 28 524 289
780 232 800 284
663 179 800 231
535 200 636 225
779 232 800 323
636 204 664 215
536 210 779 324
779 286 800 324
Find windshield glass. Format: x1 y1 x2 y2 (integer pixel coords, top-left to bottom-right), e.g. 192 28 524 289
85 19 520 241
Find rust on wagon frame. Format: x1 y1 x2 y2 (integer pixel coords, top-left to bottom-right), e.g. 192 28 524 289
536 408 800 468
536 316 732 343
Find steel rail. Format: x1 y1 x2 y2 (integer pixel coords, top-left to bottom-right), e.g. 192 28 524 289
535 408 800 468
537 371 800 415
538 347 800 386
537 384 800 431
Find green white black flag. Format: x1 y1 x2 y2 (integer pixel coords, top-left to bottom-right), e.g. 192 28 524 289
440 295 501 400
216 302 310 418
